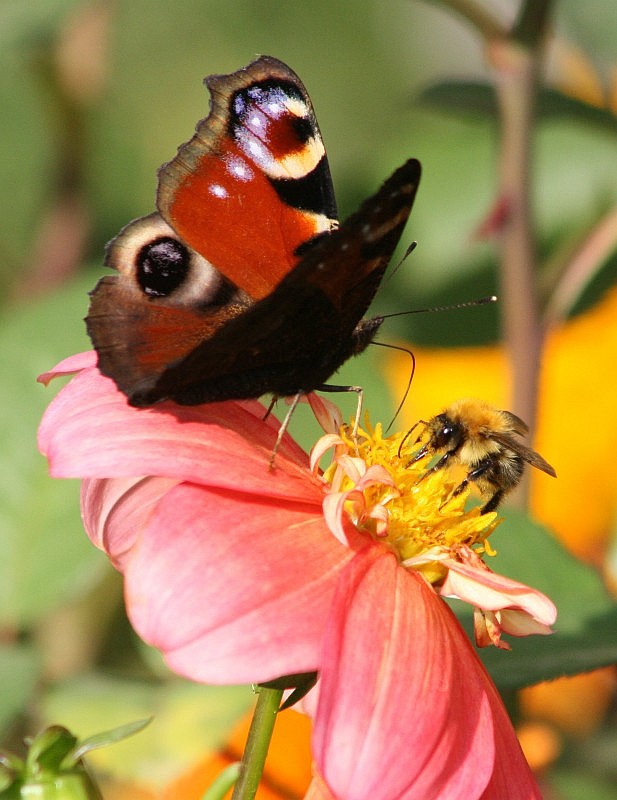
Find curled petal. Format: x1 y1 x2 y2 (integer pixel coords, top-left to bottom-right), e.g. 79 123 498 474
474 608 511 650
310 434 345 473
334 454 366 484
81 476 179 569
440 558 557 628
37 351 97 384
498 608 555 638
322 489 375 548
306 393 344 435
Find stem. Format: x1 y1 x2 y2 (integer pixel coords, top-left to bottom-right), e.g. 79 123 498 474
424 0 507 40
490 0 553 507
231 686 283 800
543 204 617 329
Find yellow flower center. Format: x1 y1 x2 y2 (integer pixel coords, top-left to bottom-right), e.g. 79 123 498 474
323 420 500 585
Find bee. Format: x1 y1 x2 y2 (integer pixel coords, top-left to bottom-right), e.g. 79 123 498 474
403 398 556 513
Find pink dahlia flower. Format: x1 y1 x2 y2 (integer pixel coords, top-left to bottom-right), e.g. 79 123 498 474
38 352 556 799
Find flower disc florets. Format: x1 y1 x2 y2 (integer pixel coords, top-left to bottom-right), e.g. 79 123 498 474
315 419 499 587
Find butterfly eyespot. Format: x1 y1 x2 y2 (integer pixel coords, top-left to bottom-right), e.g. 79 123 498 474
136 237 190 298
290 114 313 144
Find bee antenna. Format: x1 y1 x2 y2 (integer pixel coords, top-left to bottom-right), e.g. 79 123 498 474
369 341 415 432
380 295 498 321
397 421 423 459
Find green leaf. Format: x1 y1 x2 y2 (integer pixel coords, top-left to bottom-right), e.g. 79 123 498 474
26 727 78 776
43 675 251 785
200 763 241 800
71 718 152 761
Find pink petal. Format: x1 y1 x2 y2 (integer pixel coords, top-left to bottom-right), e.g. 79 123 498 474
38 366 319 504
123 482 353 684
498 608 554 638
310 434 344 472
440 559 557 627
312 547 499 800
81 476 179 569
478 665 543 799
306 393 344 434
37 351 97 384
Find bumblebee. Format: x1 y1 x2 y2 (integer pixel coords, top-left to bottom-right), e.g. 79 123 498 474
404 398 556 513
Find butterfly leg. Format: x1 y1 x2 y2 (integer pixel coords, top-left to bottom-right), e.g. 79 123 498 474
269 392 303 469
262 396 278 421
316 384 364 439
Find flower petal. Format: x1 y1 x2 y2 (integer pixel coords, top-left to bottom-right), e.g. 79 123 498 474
124 482 353 684
312 547 500 800
440 559 557 628
478 664 544 799
37 350 97 384
39 365 319 503
81 476 179 569
306 393 344 435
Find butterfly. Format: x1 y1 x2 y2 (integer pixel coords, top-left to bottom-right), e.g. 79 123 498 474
86 56 421 408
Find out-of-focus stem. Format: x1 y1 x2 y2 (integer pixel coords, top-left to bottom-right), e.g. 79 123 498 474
489 0 552 507
491 39 542 429
424 0 507 39
543 205 617 329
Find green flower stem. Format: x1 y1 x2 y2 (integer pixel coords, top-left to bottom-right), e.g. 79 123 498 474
231 686 283 800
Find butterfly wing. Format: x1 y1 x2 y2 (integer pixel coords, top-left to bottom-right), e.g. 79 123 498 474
87 58 421 408
133 159 421 406
157 55 338 300
87 57 339 402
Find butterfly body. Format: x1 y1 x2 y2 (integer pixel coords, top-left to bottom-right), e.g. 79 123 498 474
87 57 421 406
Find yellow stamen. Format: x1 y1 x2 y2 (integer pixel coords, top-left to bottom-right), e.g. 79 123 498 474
326 419 500 586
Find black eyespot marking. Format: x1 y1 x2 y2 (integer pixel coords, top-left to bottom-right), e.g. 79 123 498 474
136 237 190 297
291 114 313 144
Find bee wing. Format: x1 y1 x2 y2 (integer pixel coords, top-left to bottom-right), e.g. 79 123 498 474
499 410 529 436
491 432 557 477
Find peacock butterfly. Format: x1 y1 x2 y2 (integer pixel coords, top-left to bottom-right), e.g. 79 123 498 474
86 56 421 407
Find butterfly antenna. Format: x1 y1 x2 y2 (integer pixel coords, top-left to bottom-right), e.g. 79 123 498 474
369 341 415 433
383 240 418 284
380 295 497 320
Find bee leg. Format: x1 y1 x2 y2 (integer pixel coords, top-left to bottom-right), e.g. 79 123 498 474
413 451 453 483
451 477 469 497
480 490 504 514
460 458 502 513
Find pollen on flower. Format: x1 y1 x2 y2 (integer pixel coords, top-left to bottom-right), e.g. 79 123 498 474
319 419 501 587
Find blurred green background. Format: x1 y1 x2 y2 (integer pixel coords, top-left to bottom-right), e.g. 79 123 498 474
1 1 617 797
